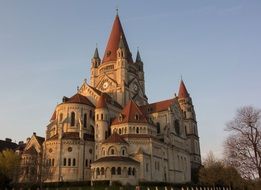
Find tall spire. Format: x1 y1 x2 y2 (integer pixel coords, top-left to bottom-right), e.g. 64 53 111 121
135 49 142 62
178 79 190 98
93 47 100 59
102 14 133 63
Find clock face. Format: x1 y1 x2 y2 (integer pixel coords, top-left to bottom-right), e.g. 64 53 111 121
103 81 109 89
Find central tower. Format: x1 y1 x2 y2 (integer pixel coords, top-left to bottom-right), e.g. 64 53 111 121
90 14 147 107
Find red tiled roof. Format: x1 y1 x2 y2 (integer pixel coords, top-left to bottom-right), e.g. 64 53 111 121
178 80 189 98
140 98 175 114
64 93 95 107
112 100 148 125
102 132 128 144
92 156 139 164
102 15 133 63
96 93 107 109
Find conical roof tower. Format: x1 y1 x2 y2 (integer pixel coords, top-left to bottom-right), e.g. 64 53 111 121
102 14 133 63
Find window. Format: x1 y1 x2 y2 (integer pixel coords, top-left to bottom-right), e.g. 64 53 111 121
136 127 139 134
117 167 121 175
119 128 122 134
52 158 55 166
105 131 108 139
122 149 125 156
85 159 88 167
68 158 71 166
156 122 161 134
111 167 116 175
135 114 139 120
70 112 75 126
146 163 149 172
101 167 105 175
63 158 66 166
83 113 87 128
101 114 103 120
96 114 99 120
111 149 115 155
73 158 76 166
132 168 136 176
97 168 100 175
174 120 180 136
128 167 132 175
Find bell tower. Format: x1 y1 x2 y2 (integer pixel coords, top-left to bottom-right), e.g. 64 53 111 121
89 13 147 107
178 79 201 178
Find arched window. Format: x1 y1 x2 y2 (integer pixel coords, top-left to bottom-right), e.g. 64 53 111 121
73 158 76 166
70 112 75 126
122 149 125 156
52 158 55 166
97 168 100 175
117 167 121 175
156 122 161 134
101 114 103 120
111 167 116 175
132 168 136 176
59 113 63 122
63 158 66 166
85 159 88 167
128 167 132 175
68 158 71 166
136 127 139 134
119 128 122 134
174 120 180 136
101 167 105 175
124 127 127 134
111 149 115 155
83 113 87 128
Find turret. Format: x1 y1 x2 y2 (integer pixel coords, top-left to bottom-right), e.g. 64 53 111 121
177 79 201 177
178 79 195 121
95 94 109 143
135 50 145 94
90 47 100 86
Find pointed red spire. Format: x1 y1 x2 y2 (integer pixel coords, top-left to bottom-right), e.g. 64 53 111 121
102 15 133 63
178 80 190 98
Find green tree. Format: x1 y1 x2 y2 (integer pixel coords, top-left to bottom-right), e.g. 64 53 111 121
0 149 20 186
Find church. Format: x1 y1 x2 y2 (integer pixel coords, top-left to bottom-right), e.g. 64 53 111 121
19 13 201 186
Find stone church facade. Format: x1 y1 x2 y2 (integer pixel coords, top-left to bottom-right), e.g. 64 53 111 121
20 13 201 185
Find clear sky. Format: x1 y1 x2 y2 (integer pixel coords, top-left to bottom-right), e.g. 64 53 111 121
0 0 261 159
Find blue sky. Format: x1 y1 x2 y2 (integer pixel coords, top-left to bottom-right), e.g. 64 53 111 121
0 0 261 159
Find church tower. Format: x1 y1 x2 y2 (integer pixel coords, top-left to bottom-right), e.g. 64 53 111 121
178 80 201 180
89 14 147 107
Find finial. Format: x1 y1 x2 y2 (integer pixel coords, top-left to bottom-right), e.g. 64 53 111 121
116 6 119 15
181 75 183 81
77 86 80 92
84 78 87 83
96 43 98 48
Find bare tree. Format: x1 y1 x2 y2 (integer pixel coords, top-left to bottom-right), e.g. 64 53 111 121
225 106 261 179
